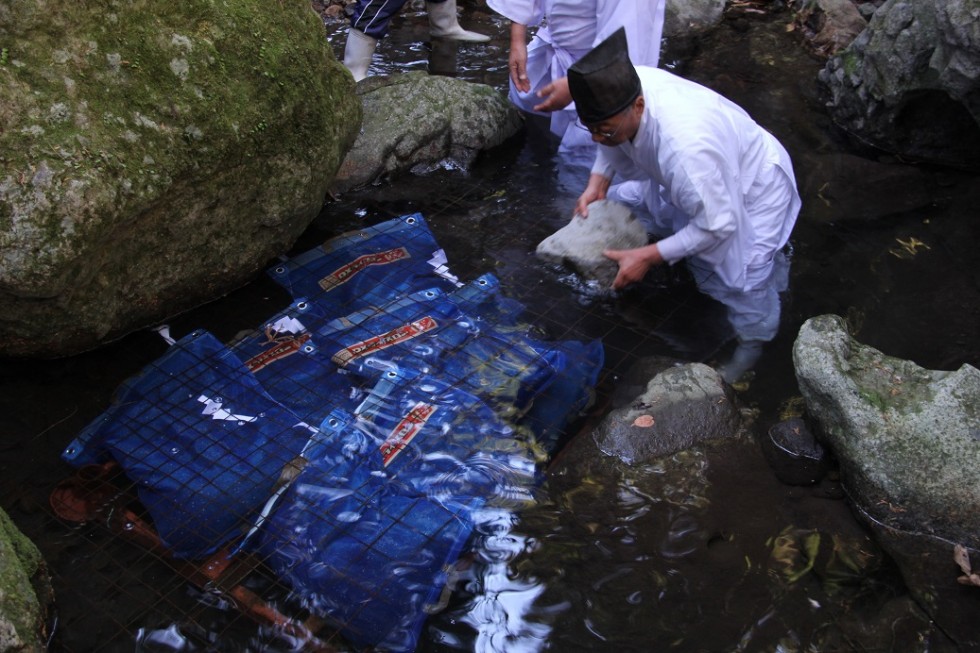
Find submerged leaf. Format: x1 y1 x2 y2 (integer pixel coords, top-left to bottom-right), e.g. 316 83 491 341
954 543 972 575
632 414 655 428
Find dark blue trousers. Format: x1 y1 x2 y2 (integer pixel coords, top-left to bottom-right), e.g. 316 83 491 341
351 0 449 39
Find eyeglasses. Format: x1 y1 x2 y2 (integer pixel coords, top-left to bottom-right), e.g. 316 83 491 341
575 113 627 140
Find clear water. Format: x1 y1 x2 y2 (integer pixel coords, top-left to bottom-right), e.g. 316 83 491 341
2 4 978 652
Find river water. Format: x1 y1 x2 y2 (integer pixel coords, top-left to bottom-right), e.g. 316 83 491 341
2 3 978 652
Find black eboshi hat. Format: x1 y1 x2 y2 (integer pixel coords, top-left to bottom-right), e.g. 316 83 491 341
568 27 642 124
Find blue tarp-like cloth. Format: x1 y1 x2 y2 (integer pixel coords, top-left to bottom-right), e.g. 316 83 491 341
267 213 461 315
63 213 604 652
256 409 476 653
62 329 319 559
349 368 541 505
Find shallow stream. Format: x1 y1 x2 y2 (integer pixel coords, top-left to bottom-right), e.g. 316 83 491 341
1 4 978 652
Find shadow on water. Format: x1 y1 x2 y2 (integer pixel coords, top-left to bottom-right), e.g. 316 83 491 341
2 3 978 652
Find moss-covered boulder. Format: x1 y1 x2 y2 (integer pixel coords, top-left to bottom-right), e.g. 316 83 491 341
793 314 980 545
0 0 361 357
793 314 980 650
0 509 52 652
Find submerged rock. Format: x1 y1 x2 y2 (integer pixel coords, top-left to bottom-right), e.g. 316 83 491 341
763 416 830 486
593 362 741 464
0 0 361 357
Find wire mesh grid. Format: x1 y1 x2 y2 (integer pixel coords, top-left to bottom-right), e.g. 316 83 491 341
1 163 720 652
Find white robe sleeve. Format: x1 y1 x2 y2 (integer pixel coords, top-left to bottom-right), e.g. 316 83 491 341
655 223 724 263
660 149 749 285
487 0 545 27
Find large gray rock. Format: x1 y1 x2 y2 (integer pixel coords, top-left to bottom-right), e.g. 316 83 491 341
793 314 980 650
593 362 741 464
793 314 980 544
535 199 648 290
0 0 361 358
818 0 980 168
331 72 523 192
0 508 52 652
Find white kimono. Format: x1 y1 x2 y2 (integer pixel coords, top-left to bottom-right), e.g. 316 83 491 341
594 67 802 341
487 0 665 152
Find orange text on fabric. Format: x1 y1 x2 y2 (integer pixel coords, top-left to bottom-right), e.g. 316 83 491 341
318 248 411 291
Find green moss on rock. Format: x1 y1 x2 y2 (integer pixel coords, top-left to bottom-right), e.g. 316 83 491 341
0 508 51 651
0 0 361 356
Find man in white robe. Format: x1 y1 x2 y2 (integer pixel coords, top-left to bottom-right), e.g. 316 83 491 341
569 28 802 383
487 0 665 158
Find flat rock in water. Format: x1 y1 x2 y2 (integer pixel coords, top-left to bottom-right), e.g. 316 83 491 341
535 199 648 289
593 362 741 464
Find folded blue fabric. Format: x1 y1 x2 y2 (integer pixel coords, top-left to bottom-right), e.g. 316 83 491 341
228 298 361 425
267 213 459 313
62 330 317 559
256 409 475 653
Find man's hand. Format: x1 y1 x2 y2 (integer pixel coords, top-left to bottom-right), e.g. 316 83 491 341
509 23 530 93
575 174 612 217
533 77 572 112
603 244 664 290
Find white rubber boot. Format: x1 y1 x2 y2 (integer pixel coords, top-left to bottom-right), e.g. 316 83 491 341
426 0 490 42
718 340 764 385
343 28 377 82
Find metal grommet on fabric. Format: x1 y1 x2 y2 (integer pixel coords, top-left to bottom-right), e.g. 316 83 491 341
297 302 308 311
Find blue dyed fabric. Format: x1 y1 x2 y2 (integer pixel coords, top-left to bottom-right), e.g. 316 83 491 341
267 213 460 314
228 298 363 425
62 330 317 559
62 211 606 650
519 339 605 452
352 370 541 507
315 282 564 416
256 410 474 653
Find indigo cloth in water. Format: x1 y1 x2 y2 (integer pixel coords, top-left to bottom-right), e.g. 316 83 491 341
353 369 541 506
229 298 362 425
256 409 475 653
62 330 318 559
63 212 605 651
267 212 460 315
315 280 566 417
